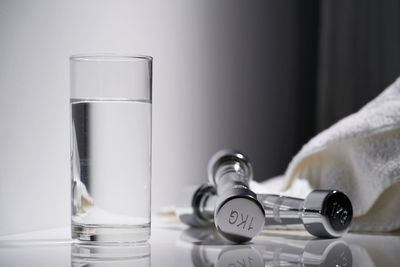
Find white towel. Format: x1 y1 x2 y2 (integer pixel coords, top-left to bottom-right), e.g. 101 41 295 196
253 77 400 232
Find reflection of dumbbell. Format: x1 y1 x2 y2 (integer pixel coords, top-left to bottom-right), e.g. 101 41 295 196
214 239 352 267
184 228 352 267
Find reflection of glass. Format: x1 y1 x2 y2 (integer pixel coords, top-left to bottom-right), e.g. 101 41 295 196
180 228 352 267
71 242 150 267
70 55 152 243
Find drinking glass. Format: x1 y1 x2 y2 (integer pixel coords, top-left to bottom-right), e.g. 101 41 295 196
70 54 152 243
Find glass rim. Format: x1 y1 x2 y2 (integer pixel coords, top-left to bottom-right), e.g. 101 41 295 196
70 54 153 62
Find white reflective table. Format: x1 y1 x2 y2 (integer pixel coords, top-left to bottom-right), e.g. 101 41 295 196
0 217 399 267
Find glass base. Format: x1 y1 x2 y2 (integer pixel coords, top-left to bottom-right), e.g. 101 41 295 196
71 242 150 262
72 223 150 244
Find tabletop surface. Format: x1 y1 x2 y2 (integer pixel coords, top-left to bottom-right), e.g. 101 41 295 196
0 217 399 267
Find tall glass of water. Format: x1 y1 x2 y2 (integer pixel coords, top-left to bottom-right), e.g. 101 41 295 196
70 55 152 243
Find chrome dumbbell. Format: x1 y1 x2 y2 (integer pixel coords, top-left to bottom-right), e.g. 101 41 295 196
258 189 353 238
207 150 266 243
183 150 353 242
208 150 353 239
185 150 265 242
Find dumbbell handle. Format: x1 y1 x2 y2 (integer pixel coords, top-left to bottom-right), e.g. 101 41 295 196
258 194 305 226
208 150 253 194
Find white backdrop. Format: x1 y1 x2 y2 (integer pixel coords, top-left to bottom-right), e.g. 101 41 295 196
0 0 215 235
0 0 309 235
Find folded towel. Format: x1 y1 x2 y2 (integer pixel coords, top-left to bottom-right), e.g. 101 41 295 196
253 77 400 232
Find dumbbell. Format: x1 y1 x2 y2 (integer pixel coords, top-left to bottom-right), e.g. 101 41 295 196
258 190 353 238
210 150 353 239
181 150 265 242
184 150 353 242
206 149 266 243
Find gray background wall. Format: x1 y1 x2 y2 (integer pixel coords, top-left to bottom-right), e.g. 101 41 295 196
0 0 327 235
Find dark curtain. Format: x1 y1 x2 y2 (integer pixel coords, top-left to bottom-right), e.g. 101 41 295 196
256 0 400 179
316 0 400 131
206 0 400 180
